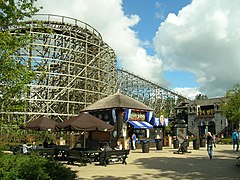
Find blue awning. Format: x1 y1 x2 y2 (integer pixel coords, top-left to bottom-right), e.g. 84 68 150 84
127 121 153 129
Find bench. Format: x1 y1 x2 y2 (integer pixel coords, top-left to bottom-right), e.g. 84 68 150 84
83 150 101 162
236 156 240 166
54 146 69 160
99 149 130 166
36 148 57 159
66 149 91 166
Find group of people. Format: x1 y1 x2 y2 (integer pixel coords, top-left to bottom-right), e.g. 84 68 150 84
22 138 56 154
100 140 124 151
206 129 239 160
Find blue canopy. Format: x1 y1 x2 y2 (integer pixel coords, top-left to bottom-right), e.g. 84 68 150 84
127 121 153 129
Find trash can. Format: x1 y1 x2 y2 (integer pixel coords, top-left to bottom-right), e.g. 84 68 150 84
200 138 206 147
193 139 200 150
142 141 149 153
173 139 179 149
156 139 163 150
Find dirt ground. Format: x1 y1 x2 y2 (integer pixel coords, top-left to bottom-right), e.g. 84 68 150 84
67 144 240 180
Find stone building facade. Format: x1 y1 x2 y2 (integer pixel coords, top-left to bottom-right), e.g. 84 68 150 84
176 97 228 137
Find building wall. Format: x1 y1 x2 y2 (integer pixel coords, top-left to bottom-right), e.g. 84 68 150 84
186 99 228 137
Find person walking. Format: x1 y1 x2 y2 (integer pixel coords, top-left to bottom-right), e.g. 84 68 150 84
232 129 239 152
131 133 136 150
206 132 215 159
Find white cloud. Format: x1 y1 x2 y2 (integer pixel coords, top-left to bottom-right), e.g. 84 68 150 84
174 87 201 100
155 1 165 20
154 0 240 97
36 0 166 85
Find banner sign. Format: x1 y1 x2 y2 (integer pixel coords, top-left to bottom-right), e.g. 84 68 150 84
124 109 132 121
129 111 146 121
112 109 117 123
125 109 147 121
150 115 169 127
146 111 153 122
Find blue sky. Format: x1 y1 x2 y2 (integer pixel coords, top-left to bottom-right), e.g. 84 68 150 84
123 0 192 45
122 0 198 88
38 0 240 99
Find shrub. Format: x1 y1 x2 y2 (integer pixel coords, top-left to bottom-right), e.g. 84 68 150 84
0 143 11 151
0 142 22 151
0 153 76 180
218 138 232 144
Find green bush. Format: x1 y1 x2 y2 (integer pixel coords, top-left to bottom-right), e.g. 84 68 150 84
0 142 22 152
0 143 11 151
0 153 76 180
218 138 232 144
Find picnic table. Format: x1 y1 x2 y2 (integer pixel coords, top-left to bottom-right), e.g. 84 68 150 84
66 148 101 166
34 145 69 160
66 148 130 167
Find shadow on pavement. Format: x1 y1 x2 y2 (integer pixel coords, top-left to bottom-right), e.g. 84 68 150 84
76 155 239 180
135 156 239 180
73 145 240 180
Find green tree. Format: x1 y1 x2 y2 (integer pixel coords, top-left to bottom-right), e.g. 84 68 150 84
0 0 40 112
221 84 240 126
195 94 208 100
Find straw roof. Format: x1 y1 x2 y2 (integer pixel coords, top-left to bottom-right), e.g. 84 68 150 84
81 92 154 112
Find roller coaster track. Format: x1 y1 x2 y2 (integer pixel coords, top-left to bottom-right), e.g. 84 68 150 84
0 14 189 123
117 69 189 116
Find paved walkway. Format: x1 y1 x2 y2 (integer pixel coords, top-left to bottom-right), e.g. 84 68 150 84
67 144 240 180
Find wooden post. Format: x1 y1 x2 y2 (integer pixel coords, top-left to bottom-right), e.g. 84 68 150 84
116 108 124 139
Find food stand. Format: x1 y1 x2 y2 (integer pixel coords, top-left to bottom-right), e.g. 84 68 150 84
125 109 153 153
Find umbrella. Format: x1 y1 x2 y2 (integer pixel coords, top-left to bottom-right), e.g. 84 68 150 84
56 113 114 131
25 116 58 131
